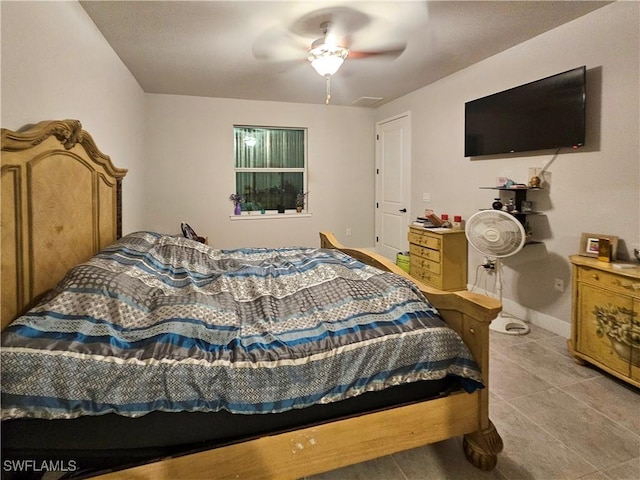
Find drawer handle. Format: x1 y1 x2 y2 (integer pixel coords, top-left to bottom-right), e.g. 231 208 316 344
469 327 476 335
592 274 599 280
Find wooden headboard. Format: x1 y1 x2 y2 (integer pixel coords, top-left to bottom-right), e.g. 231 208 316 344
1 120 127 330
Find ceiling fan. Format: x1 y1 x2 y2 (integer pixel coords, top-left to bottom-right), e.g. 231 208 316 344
252 6 412 104
306 21 354 105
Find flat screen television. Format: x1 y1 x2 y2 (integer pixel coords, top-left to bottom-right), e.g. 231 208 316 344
465 66 586 157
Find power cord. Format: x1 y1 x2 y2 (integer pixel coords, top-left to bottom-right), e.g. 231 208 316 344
469 261 498 298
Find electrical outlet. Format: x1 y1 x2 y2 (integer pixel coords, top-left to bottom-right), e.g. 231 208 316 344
554 278 565 293
423 193 431 203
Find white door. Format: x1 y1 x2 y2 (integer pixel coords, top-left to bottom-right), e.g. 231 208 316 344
375 113 411 260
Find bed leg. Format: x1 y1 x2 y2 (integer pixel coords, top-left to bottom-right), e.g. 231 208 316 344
462 420 503 471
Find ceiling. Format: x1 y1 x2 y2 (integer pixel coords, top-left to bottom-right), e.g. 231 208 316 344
80 1 610 107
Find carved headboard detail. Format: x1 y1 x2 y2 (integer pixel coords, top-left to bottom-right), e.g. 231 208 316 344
1 120 127 329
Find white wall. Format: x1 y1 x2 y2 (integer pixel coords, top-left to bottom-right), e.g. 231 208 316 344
376 2 640 336
0 0 147 233
143 94 376 249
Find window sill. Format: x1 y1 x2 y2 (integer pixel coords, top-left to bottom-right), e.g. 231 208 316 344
229 212 312 220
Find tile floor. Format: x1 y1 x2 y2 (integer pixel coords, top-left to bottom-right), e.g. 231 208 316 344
307 324 640 480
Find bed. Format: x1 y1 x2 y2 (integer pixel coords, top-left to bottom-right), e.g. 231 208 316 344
1 120 503 480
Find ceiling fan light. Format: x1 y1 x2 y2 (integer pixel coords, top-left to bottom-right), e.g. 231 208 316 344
310 56 344 76
308 44 349 76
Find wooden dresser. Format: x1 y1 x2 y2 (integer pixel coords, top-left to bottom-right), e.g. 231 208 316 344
568 255 640 388
408 226 467 291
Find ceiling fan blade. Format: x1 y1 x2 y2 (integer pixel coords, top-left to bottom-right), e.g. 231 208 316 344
348 44 407 60
252 26 308 62
342 5 423 56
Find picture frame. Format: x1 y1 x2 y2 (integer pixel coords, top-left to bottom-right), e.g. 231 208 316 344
579 233 618 259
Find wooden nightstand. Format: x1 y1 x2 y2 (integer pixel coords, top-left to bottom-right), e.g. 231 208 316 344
407 227 468 291
568 255 640 388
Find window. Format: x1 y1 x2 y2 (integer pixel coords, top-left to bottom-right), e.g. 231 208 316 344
233 126 307 213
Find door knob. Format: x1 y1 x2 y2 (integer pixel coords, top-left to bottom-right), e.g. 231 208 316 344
399 208 407 213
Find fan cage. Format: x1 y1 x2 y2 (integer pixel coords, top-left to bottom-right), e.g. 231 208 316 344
465 210 526 258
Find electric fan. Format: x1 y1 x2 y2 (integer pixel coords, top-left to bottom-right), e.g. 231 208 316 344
465 210 530 335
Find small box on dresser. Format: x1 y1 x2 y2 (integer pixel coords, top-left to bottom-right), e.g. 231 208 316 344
569 255 640 388
408 226 468 291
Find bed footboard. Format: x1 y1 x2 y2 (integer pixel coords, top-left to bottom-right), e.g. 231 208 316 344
319 231 504 470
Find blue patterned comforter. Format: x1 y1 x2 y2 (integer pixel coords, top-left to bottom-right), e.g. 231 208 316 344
1 232 483 420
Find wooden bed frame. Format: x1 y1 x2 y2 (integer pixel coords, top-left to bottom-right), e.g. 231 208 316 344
1 119 127 330
1 120 503 479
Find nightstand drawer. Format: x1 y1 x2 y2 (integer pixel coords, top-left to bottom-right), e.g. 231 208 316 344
411 266 443 290
578 267 640 296
408 232 440 250
409 243 441 263
410 256 441 274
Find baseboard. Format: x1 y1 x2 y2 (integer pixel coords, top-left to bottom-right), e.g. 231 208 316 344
467 286 571 338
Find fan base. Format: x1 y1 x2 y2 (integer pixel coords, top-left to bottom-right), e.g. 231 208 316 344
489 313 530 335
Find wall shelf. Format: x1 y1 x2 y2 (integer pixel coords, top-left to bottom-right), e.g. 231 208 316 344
479 187 543 218
479 186 545 243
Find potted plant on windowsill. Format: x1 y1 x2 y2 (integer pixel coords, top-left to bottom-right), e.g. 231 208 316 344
295 191 308 213
229 193 245 215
